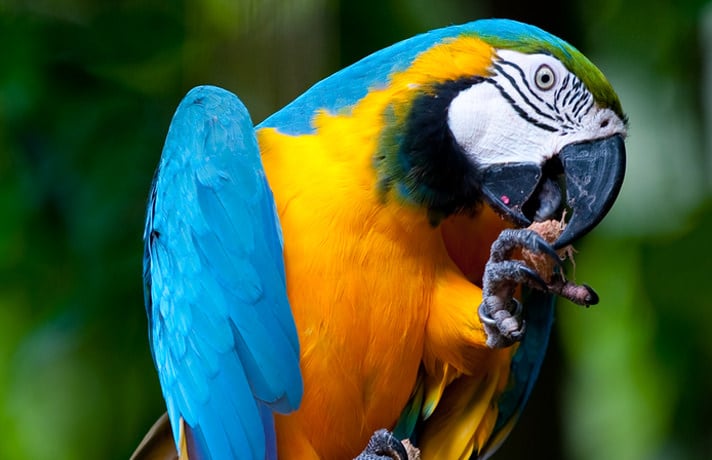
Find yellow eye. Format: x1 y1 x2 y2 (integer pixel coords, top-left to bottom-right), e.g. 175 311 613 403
534 64 556 90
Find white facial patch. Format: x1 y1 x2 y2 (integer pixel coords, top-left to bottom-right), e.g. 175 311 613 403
447 50 627 167
448 82 553 165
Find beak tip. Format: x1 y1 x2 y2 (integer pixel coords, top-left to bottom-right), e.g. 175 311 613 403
554 134 626 247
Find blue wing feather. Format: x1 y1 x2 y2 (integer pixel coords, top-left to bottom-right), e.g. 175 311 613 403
478 287 555 459
144 85 303 460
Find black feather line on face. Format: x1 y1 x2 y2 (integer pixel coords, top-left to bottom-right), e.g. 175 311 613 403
395 77 486 223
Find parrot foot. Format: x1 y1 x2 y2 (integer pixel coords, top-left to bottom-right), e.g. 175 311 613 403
479 228 563 348
354 429 410 460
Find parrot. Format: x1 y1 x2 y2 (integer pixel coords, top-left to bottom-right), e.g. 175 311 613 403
132 18 627 460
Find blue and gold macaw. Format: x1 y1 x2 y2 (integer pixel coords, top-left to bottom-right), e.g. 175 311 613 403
132 19 626 460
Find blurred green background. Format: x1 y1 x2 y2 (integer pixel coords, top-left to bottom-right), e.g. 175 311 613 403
1 0 711 459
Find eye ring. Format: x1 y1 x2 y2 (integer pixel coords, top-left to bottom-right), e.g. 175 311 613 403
534 64 556 91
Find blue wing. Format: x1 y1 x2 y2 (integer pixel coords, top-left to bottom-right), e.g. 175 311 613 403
478 288 555 459
143 85 303 460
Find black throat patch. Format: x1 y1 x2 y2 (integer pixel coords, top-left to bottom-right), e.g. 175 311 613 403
375 76 486 225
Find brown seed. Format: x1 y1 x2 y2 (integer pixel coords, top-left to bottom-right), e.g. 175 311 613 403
521 219 573 283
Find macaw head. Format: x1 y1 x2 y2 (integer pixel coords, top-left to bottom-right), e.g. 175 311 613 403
442 21 627 248
262 19 627 248
380 20 627 249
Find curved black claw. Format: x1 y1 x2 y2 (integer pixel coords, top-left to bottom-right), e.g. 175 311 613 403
484 260 549 291
354 429 409 460
479 228 562 349
490 229 563 268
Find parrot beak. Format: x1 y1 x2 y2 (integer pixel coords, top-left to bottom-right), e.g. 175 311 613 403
553 134 626 248
480 134 626 248
479 162 543 227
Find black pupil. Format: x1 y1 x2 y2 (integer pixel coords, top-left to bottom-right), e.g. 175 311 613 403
540 73 550 83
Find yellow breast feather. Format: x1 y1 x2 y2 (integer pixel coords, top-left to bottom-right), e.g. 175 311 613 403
256 35 516 459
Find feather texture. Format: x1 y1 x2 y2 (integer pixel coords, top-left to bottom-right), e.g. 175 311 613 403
144 86 302 460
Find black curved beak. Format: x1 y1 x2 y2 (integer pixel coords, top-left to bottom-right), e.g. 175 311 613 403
480 162 542 227
480 134 626 248
553 135 626 248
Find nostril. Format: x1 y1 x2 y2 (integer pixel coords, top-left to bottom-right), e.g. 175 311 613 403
600 119 610 128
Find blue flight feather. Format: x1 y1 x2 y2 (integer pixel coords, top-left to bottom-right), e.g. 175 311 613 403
144 85 303 460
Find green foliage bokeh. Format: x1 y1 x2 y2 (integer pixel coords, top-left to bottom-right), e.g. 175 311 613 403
1 1 710 459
